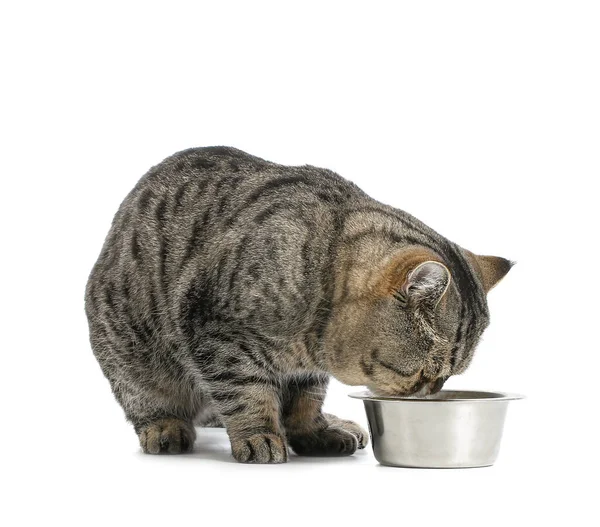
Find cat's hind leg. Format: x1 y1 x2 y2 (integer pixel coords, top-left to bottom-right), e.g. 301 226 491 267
87 276 202 454
103 362 202 454
138 418 196 454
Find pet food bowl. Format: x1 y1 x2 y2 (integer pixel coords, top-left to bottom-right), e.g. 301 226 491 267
349 390 523 468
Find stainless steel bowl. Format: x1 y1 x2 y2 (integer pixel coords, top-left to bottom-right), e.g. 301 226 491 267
349 390 523 468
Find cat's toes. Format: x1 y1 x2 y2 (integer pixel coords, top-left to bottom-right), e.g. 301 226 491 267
289 427 358 457
324 413 369 449
231 433 288 464
138 418 196 454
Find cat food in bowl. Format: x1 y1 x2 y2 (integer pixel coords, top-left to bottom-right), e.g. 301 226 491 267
349 390 523 468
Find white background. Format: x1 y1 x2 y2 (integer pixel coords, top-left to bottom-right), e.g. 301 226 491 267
1 1 598 525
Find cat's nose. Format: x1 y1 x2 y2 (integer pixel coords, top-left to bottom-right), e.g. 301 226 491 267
430 376 447 394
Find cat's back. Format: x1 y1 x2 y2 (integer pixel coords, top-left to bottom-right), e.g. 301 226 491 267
114 145 364 232
85 147 368 332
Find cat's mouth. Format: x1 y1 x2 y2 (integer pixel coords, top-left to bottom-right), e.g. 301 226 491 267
369 377 447 398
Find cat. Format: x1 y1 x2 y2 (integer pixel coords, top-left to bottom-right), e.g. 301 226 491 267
85 146 512 463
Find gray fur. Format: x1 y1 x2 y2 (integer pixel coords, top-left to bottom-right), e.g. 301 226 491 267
85 146 501 462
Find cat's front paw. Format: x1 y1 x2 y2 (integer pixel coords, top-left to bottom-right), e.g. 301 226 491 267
231 433 288 464
289 427 359 457
324 413 369 449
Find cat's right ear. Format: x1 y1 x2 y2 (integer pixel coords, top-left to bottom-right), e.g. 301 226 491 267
474 255 513 292
463 249 514 293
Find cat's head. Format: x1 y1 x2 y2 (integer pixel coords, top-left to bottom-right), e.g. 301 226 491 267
324 245 512 396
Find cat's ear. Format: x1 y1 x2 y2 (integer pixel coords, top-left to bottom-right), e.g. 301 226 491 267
475 255 513 292
394 261 451 308
467 253 514 293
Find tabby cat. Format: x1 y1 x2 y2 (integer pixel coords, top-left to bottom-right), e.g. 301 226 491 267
85 146 512 463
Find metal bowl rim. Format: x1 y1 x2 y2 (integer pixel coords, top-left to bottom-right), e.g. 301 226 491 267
348 389 525 402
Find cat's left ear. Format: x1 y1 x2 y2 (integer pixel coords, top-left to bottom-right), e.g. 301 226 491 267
396 261 451 308
467 252 514 293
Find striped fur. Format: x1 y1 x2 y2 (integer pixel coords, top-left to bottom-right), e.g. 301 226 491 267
85 146 511 462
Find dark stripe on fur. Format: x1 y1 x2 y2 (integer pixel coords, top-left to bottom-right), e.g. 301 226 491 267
244 175 316 207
